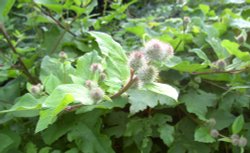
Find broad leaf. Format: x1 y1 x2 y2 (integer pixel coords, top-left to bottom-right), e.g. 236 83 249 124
221 40 250 61
0 0 15 22
128 89 177 114
181 90 217 120
158 124 175 146
0 133 13 152
232 115 244 134
35 84 93 132
67 110 115 153
0 93 41 117
145 82 179 101
89 31 130 91
73 51 101 84
195 127 215 143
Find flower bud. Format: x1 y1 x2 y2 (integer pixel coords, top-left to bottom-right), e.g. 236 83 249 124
183 16 191 25
90 87 104 102
85 80 93 89
90 63 103 73
236 34 246 44
231 134 240 146
210 129 219 138
238 136 248 148
128 51 147 71
31 83 43 94
144 39 174 61
137 65 158 83
59 51 68 60
215 59 226 71
206 118 216 128
100 72 106 81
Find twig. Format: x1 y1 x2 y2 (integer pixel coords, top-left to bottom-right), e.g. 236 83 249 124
49 30 67 55
0 24 39 84
203 80 228 90
64 104 83 112
33 4 77 38
191 68 249 75
49 15 79 55
110 68 137 98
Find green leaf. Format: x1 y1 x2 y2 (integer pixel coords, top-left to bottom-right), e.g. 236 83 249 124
172 61 208 72
25 142 37 153
0 0 15 22
41 114 76 145
208 109 235 130
180 90 217 120
190 49 210 64
68 111 115 153
221 40 250 61
128 89 177 114
0 93 41 117
158 124 175 146
206 37 229 59
89 31 130 91
36 84 93 132
43 74 61 94
199 4 210 14
145 82 179 101
0 133 13 152
35 94 74 133
76 97 127 114
195 127 215 143
34 0 63 14
40 56 74 84
74 51 101 84
230 19 250 29
232 115 244 134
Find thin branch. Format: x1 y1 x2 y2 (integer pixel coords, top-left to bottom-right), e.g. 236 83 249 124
203 80 228 90
50 28 67 55
64 104 83 112
110 68 137 98
191 68 249 75
0 24 39 84
33 4 77 38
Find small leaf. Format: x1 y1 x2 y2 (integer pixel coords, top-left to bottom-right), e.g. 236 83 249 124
232 115 244 134
221 40 250 61
35 94 74 133
158 124 175 146
0 133 13 152
128 89 177 114
195 127 216 143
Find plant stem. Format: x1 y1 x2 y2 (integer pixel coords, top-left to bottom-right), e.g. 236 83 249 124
111 68 137 98
0 24 39 84
191 67 249 75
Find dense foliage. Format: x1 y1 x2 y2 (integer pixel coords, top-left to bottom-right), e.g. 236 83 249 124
0 0 250 153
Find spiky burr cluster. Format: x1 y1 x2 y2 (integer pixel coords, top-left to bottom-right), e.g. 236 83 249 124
127 39 174 87
144 39 174 61
128 51 147 71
